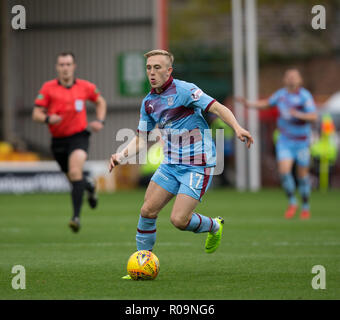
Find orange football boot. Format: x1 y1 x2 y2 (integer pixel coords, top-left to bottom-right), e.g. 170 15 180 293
300 209 310 220
284 204 298 219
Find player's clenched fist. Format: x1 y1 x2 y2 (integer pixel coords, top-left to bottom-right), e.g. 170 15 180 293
109 153 123 172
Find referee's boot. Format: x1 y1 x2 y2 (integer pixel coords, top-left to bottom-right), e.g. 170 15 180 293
85 176 98 209
69 217 80 233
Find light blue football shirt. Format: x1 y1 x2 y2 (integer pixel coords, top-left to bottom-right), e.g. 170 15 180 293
138 77 216 168
268 87 316 146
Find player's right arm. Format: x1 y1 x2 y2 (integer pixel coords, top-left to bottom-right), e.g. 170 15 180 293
235 96 270 109
236 88 283 110
109 97 155 173
109 134 147 172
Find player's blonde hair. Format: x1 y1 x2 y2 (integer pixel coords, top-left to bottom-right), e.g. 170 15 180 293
144 49 174 66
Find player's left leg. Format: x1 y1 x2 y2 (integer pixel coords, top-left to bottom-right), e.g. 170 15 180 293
170 194 224 253
67 149 87 232
170 167 224 253
295 146 312 219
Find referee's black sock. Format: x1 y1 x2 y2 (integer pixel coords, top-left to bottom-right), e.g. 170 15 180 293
71 179 86 219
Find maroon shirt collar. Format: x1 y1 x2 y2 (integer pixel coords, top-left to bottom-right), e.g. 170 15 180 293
286 87 301 94
150 76 173 94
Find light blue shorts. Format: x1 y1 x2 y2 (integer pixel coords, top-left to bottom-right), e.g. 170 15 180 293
151 164 214 201
276 140 310 167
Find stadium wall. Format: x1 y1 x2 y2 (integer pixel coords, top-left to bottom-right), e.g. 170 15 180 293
7 0 153 160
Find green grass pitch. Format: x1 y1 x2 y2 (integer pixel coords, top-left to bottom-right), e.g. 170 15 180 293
0 188 339 300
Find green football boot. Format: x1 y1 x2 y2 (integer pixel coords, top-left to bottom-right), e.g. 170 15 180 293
205 217 224 253
122 275 132 280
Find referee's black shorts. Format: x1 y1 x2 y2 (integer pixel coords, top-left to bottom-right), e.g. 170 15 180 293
51 130 91 173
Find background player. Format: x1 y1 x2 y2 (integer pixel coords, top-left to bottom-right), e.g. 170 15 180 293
109 49 253 279
237 69 317 219
32 51 107 232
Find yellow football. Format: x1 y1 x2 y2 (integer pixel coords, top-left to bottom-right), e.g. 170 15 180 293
127 250 160 280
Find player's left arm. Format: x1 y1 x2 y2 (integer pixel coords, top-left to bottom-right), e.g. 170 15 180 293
290 108 318 122
208 101 254 148
290 92 318 122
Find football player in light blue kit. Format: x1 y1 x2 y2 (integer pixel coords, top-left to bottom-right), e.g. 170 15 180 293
109 50 253 279
239 69 317 219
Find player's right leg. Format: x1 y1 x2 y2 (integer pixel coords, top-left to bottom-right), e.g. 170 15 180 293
136 180 175 251
277 144 298 219
123 171 175 280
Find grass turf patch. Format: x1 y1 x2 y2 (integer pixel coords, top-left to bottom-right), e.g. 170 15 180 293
0 188 339 299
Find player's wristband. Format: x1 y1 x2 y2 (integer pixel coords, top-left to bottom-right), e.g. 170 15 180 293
96 119 105 125
45 115 50 124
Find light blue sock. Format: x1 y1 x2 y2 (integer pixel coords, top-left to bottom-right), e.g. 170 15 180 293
185 213 217 233
298 176 311 210
280 173 297 205
136 215 157 251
